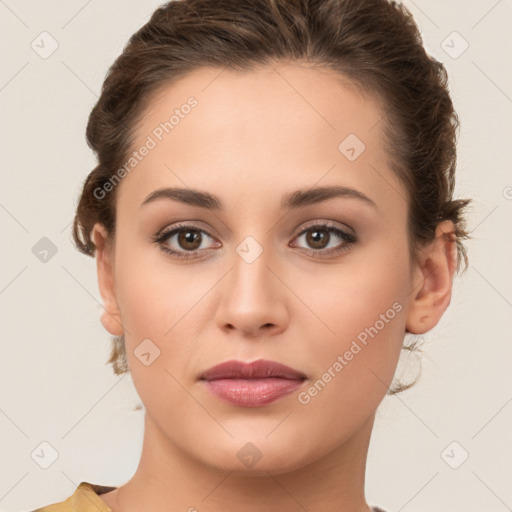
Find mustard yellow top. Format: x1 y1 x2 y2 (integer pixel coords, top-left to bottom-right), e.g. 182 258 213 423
30 481 389 512
30 482 116 512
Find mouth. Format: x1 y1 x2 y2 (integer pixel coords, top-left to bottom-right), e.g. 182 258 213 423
198 359 307 408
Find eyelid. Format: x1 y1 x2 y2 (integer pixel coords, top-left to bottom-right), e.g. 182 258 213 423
153 220 354 242
153 220 217 240
153 222 220 249
293 219 355 238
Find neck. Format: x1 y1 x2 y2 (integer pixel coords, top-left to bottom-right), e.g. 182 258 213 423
109 412 375 512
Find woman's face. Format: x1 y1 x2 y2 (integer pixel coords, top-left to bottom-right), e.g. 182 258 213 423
95 63 425 473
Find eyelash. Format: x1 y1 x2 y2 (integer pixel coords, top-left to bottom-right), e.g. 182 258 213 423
151 221 357 260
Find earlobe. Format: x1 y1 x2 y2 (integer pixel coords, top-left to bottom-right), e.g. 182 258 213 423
91 223 124 337
405 220 458 335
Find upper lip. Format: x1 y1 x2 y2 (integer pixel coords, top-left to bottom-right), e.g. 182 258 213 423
199 359 307 381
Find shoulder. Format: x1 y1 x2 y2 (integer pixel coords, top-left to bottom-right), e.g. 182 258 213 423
28 482 116 512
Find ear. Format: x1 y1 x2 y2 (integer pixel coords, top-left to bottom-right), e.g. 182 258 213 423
405 220 458 335
91 222 124 337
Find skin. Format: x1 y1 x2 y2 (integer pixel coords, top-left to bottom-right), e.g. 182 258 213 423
92 62 457 511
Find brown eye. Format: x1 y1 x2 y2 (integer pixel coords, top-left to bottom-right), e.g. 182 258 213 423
292 223 357 257
153 223 220 259
177 229 203 251
305 228 330 249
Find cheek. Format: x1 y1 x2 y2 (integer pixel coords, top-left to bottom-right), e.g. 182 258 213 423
113 239 185 334
115 256 198 415
296 247 409 392
113 245 210 378
294 273 407 439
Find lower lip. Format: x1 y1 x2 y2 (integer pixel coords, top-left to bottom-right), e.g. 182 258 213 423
201 378 305 407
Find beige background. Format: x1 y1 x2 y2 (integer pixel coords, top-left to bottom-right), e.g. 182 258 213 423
1 1 511 511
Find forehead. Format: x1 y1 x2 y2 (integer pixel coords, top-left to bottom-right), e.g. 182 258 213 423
117 62 404 215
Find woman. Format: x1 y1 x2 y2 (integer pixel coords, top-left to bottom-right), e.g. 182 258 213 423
31 0 471 510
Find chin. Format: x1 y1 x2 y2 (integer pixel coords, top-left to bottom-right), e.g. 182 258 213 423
189 434 313 476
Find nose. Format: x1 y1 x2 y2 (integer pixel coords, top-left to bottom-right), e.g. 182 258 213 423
214 242 289 338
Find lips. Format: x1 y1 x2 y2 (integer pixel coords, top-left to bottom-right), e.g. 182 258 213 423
199 359 307 381
199 359 307 407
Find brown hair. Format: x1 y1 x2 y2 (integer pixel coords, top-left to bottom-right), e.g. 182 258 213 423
72 0 472 393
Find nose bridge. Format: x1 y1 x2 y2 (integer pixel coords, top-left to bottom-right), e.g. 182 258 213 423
215 232 287 335
230 233 277 303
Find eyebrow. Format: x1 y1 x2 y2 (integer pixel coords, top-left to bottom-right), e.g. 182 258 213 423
141 185 378 211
